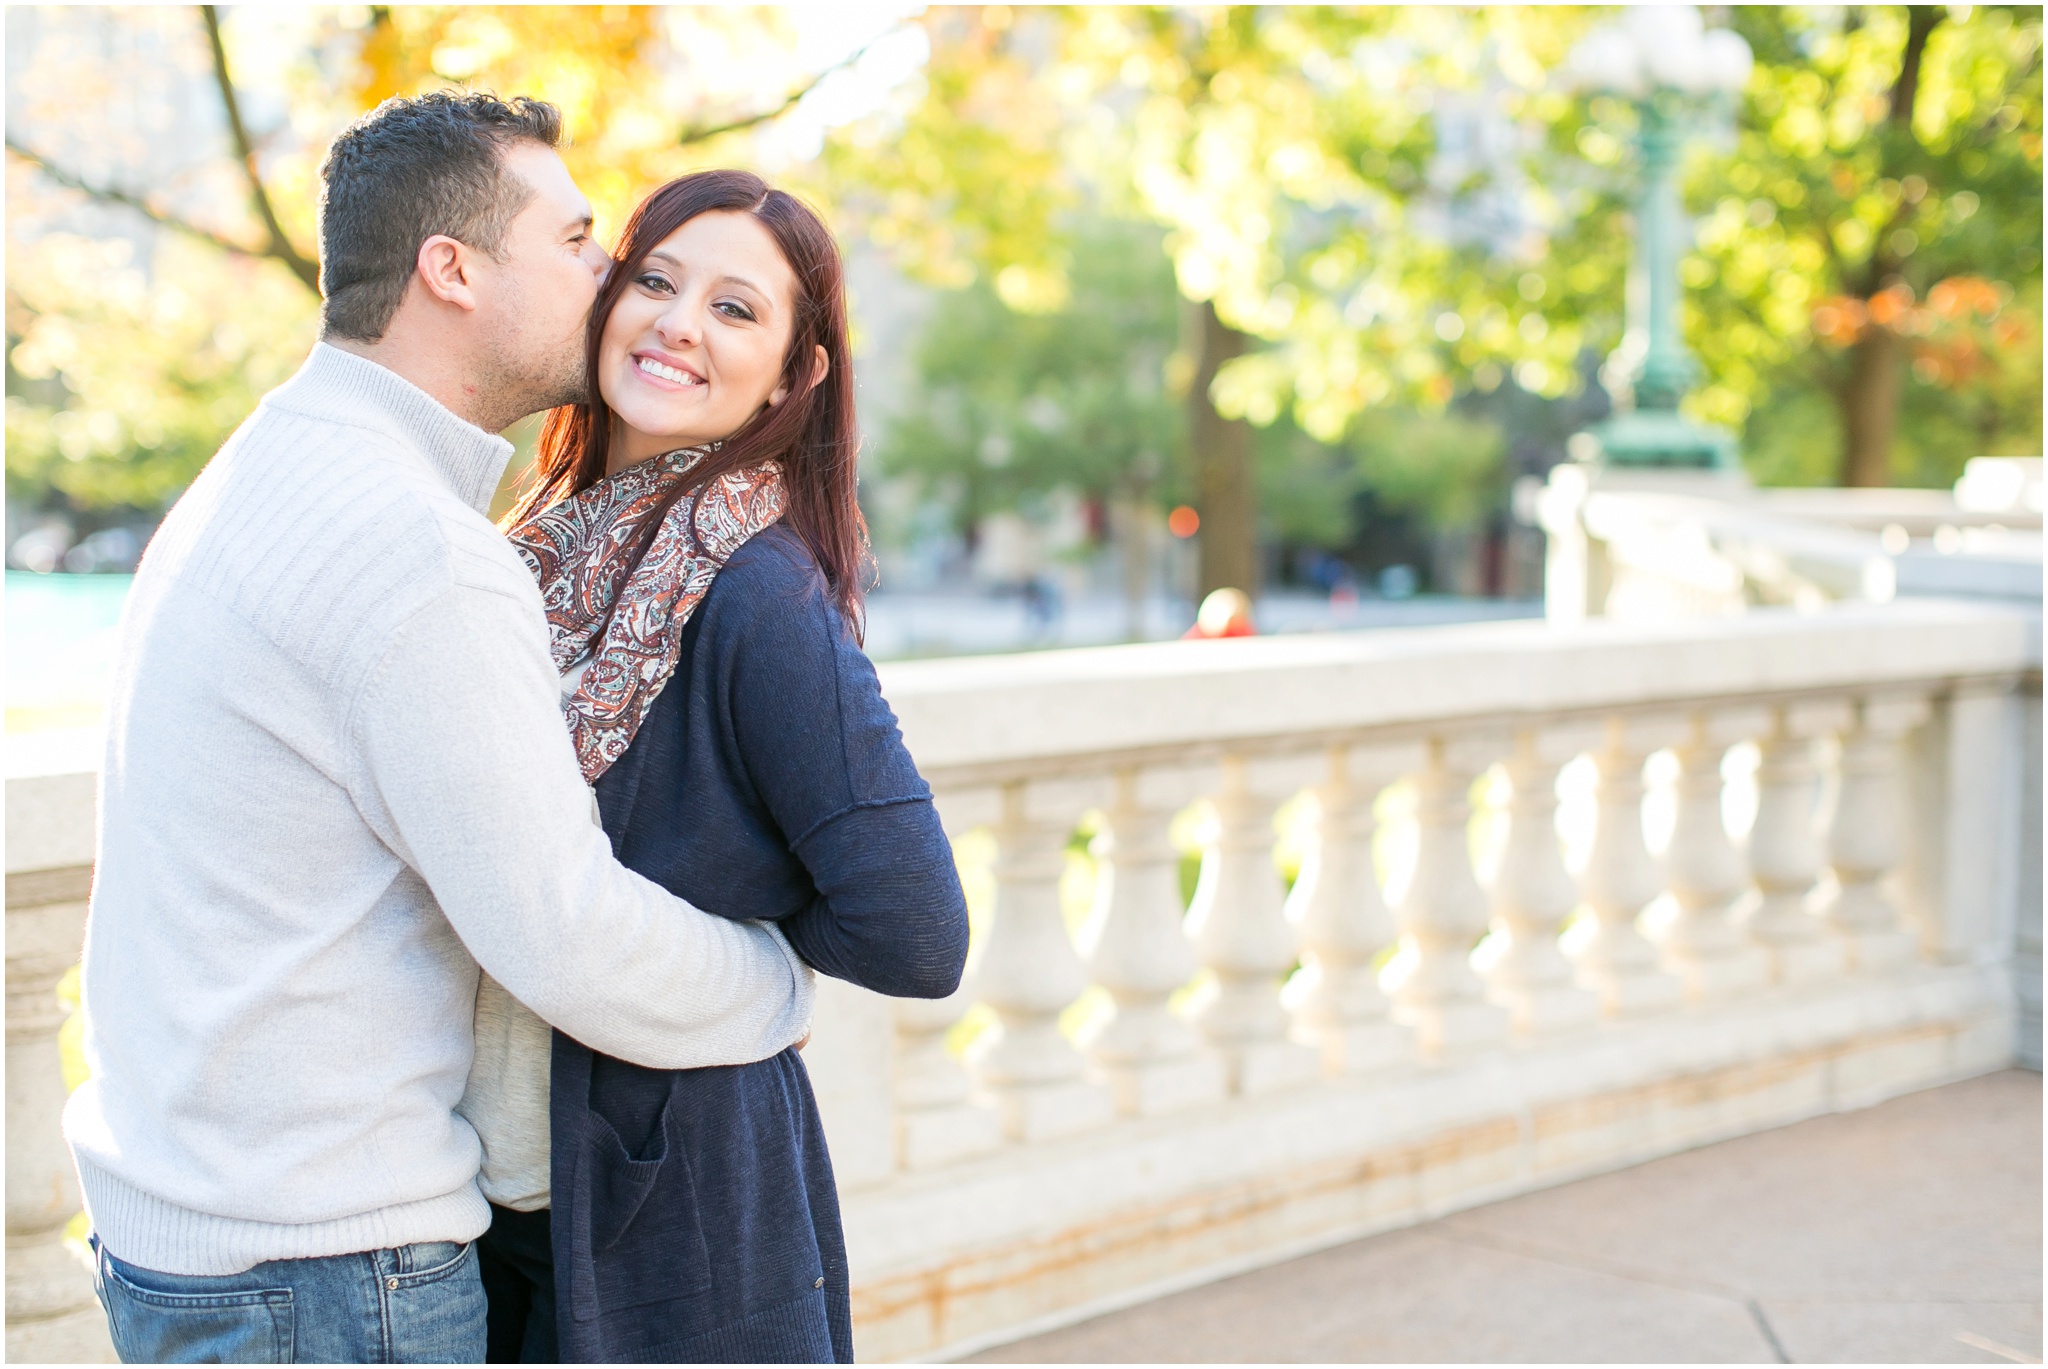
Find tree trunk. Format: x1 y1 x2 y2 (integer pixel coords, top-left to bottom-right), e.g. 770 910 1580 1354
1835 5 1940 488
1889 8 1941 126
1189 301 1257 598
1840 324 1904 488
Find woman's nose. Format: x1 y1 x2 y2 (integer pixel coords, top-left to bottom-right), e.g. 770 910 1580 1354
655 306 701 349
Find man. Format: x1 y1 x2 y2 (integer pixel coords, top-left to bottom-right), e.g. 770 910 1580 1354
65 92 812 1363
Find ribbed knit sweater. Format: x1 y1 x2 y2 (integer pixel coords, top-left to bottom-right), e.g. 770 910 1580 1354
63 343 814 1277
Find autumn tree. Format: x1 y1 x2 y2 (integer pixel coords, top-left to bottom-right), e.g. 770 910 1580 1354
829 6 1596 595
6 5 884 521
1685 5 2043 486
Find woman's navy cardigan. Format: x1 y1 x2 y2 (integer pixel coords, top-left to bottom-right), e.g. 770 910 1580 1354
547 524 969 1363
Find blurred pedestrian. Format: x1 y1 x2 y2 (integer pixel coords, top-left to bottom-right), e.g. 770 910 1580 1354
1022 573 1062 638
1184 586 1256 638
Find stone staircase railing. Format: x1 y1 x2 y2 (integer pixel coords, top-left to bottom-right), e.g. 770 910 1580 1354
6 598 2039 1362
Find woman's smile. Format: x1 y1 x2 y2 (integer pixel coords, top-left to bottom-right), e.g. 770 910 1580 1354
630 350 706 390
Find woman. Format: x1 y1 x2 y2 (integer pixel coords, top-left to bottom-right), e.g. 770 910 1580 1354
464 170 969 1363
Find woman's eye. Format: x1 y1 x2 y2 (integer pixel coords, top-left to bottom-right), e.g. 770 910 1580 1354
714 300 756 322
637 274 675 294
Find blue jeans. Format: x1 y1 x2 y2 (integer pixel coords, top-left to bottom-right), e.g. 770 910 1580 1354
92 1236 486 1363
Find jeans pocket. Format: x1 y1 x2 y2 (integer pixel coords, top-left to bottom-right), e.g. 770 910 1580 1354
381 1244 487 1364
390 1240 472 1287
99 1254 294 1364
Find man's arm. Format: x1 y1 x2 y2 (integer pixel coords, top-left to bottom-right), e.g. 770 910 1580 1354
349 581 812 1069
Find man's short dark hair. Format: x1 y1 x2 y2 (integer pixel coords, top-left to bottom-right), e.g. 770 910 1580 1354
317 91 562 342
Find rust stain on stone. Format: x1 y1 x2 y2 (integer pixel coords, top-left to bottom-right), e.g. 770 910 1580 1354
852 1115 1520 1349
852 1018 1974 1358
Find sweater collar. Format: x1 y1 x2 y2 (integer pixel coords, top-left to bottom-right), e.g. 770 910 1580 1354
264 343 514 514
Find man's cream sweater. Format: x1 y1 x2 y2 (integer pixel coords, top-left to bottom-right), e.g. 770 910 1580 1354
64 344 813 1276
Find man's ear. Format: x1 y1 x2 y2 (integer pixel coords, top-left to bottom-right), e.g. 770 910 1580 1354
414 234 481 313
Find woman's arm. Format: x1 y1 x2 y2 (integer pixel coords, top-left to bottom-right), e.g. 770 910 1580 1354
780 799 967 998
722 541 970 999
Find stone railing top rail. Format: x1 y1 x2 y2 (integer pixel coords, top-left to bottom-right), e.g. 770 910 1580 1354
1753 485 2042 533
877 599 2039 780
9 599 2036 872
1575 488 2043 604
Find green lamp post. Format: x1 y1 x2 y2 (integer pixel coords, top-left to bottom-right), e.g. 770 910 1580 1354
1566 7 1753 469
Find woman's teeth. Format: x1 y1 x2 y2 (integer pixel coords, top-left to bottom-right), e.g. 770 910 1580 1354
637 357 700 386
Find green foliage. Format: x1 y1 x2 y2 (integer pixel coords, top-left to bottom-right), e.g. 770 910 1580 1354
1255 419 1359 546
835 7 1624 438
8 2 2040 533
846 5 2041 499
6 235 317 512
3 6 881 520
880 212 1506 546
1346 409 1509 529
877 218 1185 529
1744 273 2048 491
1683 5 2044 483
822 12 1079 305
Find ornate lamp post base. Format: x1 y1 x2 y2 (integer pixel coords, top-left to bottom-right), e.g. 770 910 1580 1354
1588 408 1736 470
1565 9 1753 475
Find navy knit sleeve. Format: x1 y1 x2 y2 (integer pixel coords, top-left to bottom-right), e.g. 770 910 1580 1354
721 539 968 1000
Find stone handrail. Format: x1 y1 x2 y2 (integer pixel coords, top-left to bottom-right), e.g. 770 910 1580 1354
6 598 2040 1361
1539 464 2045 621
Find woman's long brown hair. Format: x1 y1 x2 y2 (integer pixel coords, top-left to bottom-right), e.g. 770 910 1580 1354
504 170 870 637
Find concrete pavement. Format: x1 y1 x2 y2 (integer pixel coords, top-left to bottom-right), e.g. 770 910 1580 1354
965 1070 2041 1364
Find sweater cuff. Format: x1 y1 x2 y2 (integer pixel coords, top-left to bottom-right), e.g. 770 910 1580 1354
757 919 818 1050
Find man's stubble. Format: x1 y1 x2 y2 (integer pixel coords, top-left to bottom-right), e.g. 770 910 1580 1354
472 274 590 434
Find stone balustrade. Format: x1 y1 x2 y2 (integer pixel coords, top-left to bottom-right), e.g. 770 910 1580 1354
6 767 108 1363
6 598 2038 1362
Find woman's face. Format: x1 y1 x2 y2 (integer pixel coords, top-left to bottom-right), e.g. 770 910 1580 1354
597 210 808 471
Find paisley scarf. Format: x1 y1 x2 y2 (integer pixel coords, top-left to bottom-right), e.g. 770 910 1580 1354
506 447 786 782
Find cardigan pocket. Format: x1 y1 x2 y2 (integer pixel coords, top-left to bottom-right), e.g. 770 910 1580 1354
578 1093 716 1318
587 1097 668 1252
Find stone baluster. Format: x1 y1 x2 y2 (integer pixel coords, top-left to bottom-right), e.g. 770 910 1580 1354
967 779 1113 1142
1382 736 1510 1056
892 986 1003 1168
1740 704 1848 982
1186 754 1321 1094
1821 693 1930 972
1283 745 1413 1073
7 888 109 1364
1565 717 1682 1014
894 789 1005 1168
1476 729 1600 1034
1079 766 1227 1116
1652 710 1770 1000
